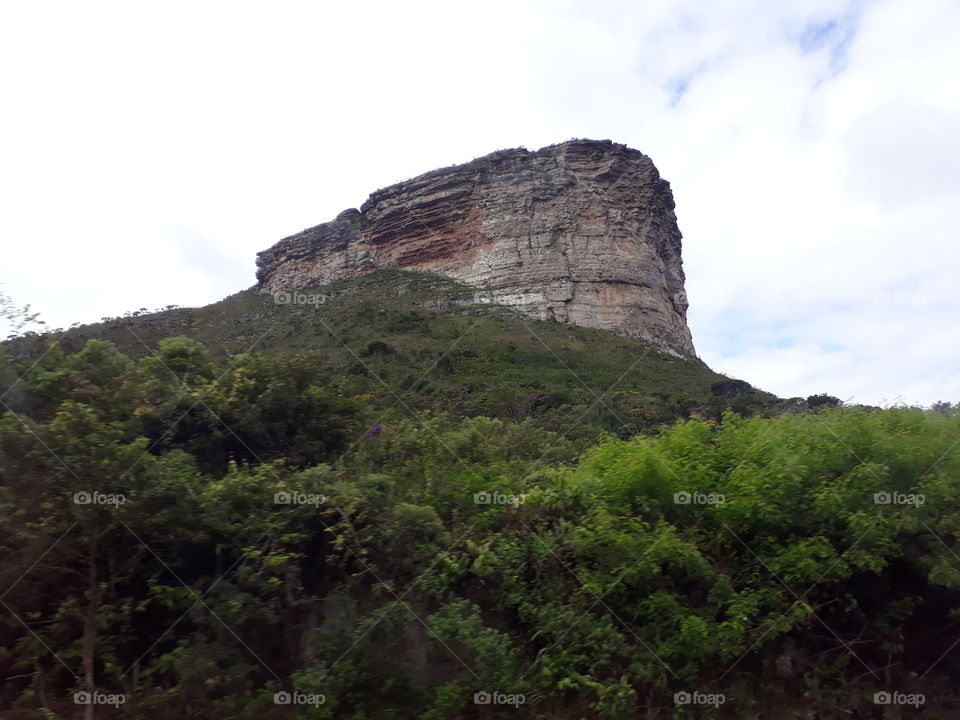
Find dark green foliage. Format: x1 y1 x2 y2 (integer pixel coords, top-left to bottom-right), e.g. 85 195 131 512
710 378 753 398
807 393 842 409
360 341 396 358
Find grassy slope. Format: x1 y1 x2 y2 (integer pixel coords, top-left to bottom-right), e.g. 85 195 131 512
10 269 776 435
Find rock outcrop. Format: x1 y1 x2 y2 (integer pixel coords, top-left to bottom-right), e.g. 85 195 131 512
256 139 696 357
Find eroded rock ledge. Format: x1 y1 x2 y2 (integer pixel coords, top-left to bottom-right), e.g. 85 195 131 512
256 139 696 357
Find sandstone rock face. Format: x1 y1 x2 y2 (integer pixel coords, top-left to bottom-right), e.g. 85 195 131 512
256 139 696 357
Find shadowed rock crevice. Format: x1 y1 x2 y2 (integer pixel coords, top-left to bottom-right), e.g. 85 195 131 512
256 138 696 358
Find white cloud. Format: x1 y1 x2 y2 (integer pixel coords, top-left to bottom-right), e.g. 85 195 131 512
1 0 957 405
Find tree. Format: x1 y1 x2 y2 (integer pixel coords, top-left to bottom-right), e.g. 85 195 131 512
0 403 204 718
931 400 956 415
0 289 46 338
806 393 841 409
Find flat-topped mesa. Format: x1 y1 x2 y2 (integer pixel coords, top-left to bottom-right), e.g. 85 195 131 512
256 139 696 357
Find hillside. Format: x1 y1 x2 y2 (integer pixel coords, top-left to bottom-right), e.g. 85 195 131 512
6 269 778 439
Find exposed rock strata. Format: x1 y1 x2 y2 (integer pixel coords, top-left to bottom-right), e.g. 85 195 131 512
256 139 696 357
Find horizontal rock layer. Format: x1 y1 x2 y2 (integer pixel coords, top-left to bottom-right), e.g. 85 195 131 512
256 139 696 357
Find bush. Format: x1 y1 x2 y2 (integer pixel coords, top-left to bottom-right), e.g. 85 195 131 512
361 340 396 357
807 393 841 409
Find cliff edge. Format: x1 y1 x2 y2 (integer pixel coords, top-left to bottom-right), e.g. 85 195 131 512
256 139 696 357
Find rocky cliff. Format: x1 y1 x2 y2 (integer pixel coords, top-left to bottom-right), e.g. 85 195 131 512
256 139 696 357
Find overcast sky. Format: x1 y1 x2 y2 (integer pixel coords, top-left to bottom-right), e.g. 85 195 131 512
1 0 957 406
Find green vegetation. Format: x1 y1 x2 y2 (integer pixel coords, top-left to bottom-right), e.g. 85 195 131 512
1 289 46 338
8 270 788 439
1 276 956 718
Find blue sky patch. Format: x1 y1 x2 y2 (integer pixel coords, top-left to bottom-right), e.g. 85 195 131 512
794 13 858 76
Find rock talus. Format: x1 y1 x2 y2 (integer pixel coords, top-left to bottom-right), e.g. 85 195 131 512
256 139 696 357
